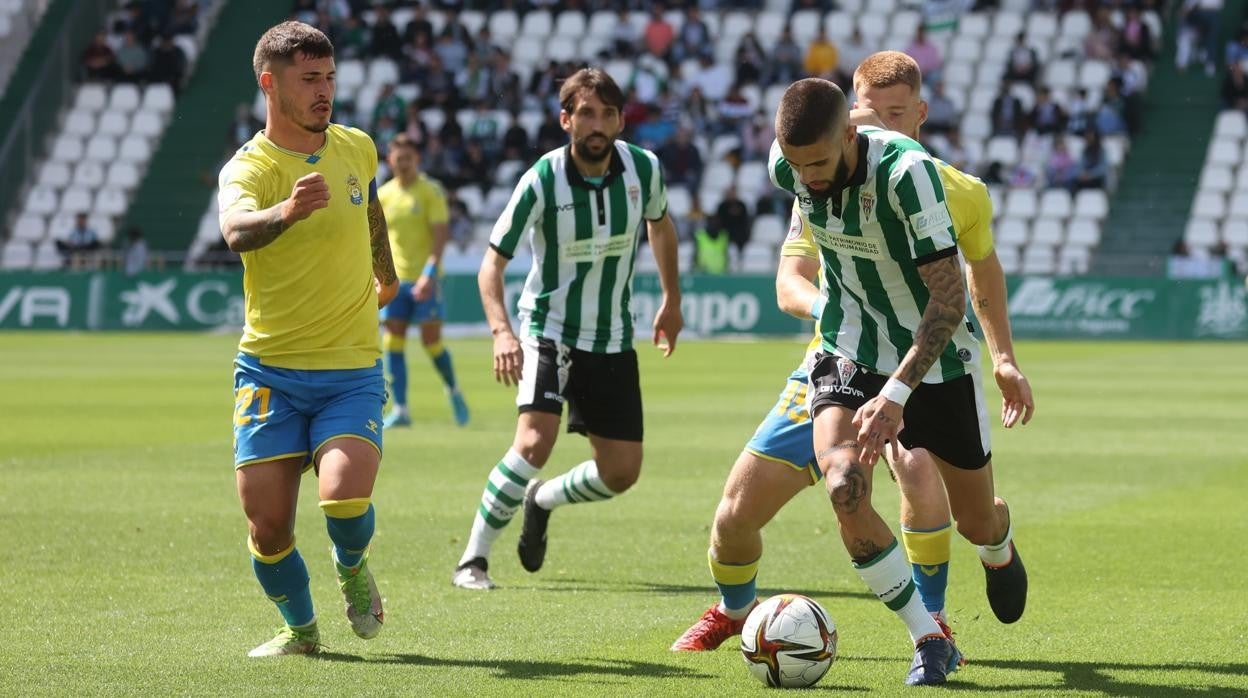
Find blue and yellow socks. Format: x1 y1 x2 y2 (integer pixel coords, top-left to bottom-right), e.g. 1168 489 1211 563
709 550 760 619
383 332 408 409
250 537 315 628
426 341 459 392
902 523 953 615
321 498 375 569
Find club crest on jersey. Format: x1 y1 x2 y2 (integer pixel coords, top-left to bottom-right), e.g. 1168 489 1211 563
836 357 857 385
347 174 363 205
860 193 875 221
628 184 640 205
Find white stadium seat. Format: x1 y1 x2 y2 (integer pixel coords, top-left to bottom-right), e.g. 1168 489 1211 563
554 10 586 37
72 161 105 189
1021 245 1057 275
141 83 175 114
1030 218 1064 246
107 161 141 191
1059 10 1092 40
1185 219 1220 247
1206 137 1240 167
488 10 519 43
824 12 854 41
1214 110 1247 140
1058 246 1091 274
97 111 129 137
50 135 84 162
37 161 72 189
367 58 399 87
1200 165 1234 194
587 10 614 38
64 110 96 137
1223 219 1248 246
1005 189 1038 219
751 216 785 245
957 13 990 39
75 84 109 112
1227 192 1248 219
1025 12 1058 41
93 187 128 217
118 135 152 164
993 11 1024 38
666 186 692 220
996 218 1029 246
109 84 141 113
12 215 46 242
1038 189 1073 219
24 186 58 216
59 186 93 215
131 110 163 139
1 241 33 269
1066 218 1102 248
1078 60 1113 91
85 135 118 162
336 59 366 95
996 245 1021 274
34 240 62 270
520 9 552 38
89 215 116 244
1074 189 1109 219
1191 192 1226 221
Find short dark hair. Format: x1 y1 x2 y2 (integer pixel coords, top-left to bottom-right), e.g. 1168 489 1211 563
389 132 419 153
252 21 334 82
559 67 625 115
775 78 848 147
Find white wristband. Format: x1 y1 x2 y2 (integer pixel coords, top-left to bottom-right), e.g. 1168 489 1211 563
879 378 913 407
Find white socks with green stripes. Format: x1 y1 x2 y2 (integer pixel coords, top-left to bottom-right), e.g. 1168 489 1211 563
534 460 618 510
459 449 540 566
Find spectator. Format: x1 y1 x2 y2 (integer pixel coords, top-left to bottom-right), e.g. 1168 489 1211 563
487 49 521 113
81 31 119 81
115 31 150 83
1112 54 1147 97
164 0 198 36
1094 78 1129 136
693 220 730 274
1073 130 1108 191
535 111 564 153
1004 33 1039 83
336 14 369 60
740 109 775 162
403 102 428 151
1223 60 1248 110
466 101 503 156
56 213 101 267
768 25 804 86
1030 86 1067 135
634 105 677 152
1179 0 1223 75
434 32 469 74
446 194 473 253
373 83 407 132
714 186 753 268
404 5 434 47
1084 8 1118 61
689 53 733 102
804 27 840 80
682 87 712 135
370 6 403 61
837 28 872 82
228 102 261 149
1226 28 1248 68
440 9 474 48
420 54 457 110
611 9 637 57
1045 135 1078 190
456 53 493 105
113 2 155 45
455 140 491 196
501 110 529 161
735 33 766 85
148 34 187 92
904 26 943 84
990 86 1025 137
1066 87 1092 135
717 83 755 136
644 4 676 60
1119 7 1154 62
924 81 960 135
472 26 498 64
373 114 400 156
123 226 148 276
937 129 973 173
401 32 435 84
673 6 711 63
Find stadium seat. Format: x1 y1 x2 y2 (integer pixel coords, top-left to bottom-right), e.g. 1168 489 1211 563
1021 245 1056 275
554 10 586 37
131 110 163 139
72 161 105 189
1066 218 1102 248
63 109 96 137
488 10 519 43
336 59 366 95
1192 192 1227 221
93 187 127 217
483 187 512 221
957 13 990 39
985 137 1019 166
50 135 84 162
33 240 62 270
1058 246 1091 274
587 10 614 38
960 112 992 141
23 186 58 216
579 36 607 60
666 186 692 220
89 215 116 244
1059 10 1092 40
736 161 769 200
943 61 975 89
1078 60 1112 91
1200 165 1234 194
512 36 545 67
173 35 197 65
521 10 552 38
751 216 785 245
698 186 723 214
1025 12 1058 42
824 12 854 41
37 161 72 189
1074 190 1109 219
107 161 141 191
993 10 1024 38
1038 189 1073 219
703 162 735 193
367 58 399 87
141 83 175 114
117 135 152 164
741 241 775 273
493 159 525 188
74 84 109 112
108 84 141 113
891 10 922 39
709 135 741 163
949 40 980 64
996 217 1029 247
85 135 118 162
1185 219 1220 247
995 245 1020 274
1 241 33 269
97 111 129 137
1223 219 1248 247
1044 59 1078 90
983 35 1013 64
858 13 888 41
1030 218 1064 246
59 186 93 215
12 214 45 242
720 11 752 43
1005 189 1038 220
47 213 75 240
1227 192 1248 219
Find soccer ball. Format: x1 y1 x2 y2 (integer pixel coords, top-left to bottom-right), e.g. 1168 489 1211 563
739 594 837 688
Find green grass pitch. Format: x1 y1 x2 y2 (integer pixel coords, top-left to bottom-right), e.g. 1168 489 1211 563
0 333 1245 696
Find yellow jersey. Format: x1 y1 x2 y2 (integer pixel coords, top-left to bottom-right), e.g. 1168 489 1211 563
217 124 380 370
377 173 449 282
781 159 994 354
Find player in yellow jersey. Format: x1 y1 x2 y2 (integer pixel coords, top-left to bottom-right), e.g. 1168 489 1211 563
216 21 399 657
673 53 1034 683
378 133 469 428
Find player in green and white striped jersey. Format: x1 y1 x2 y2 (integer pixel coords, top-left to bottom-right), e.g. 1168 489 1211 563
452 68 683 590
769 78 1025 686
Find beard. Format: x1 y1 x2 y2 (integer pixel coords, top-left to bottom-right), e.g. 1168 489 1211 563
573 133 615 162
278 92 331 134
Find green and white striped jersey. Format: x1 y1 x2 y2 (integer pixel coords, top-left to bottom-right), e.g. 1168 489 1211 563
768 127 978 383
490 142 667 353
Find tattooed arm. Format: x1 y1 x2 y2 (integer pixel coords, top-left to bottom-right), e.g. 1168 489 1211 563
369 197 399 308
967 251 1035 427
222 172 329 252
896 254 966 386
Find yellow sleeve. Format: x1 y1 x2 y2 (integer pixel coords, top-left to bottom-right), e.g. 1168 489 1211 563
939 164 996 262
216 153 273 229
426 179 449 225
780 200 819 258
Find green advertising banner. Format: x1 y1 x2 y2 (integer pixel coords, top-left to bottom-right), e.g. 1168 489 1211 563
1 271 1244 340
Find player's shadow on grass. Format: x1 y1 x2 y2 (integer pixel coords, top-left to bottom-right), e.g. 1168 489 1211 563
314 652 717 683
528 578 875 601
853 656 1248 696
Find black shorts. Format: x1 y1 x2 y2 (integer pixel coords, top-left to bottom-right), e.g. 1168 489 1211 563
516 336 644 442
807 352 991 469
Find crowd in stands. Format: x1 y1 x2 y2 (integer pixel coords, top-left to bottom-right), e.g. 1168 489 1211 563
80 0 199 93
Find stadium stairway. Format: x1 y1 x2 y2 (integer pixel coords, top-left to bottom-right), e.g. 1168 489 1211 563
123 1 289 251
1092 3 1240 276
